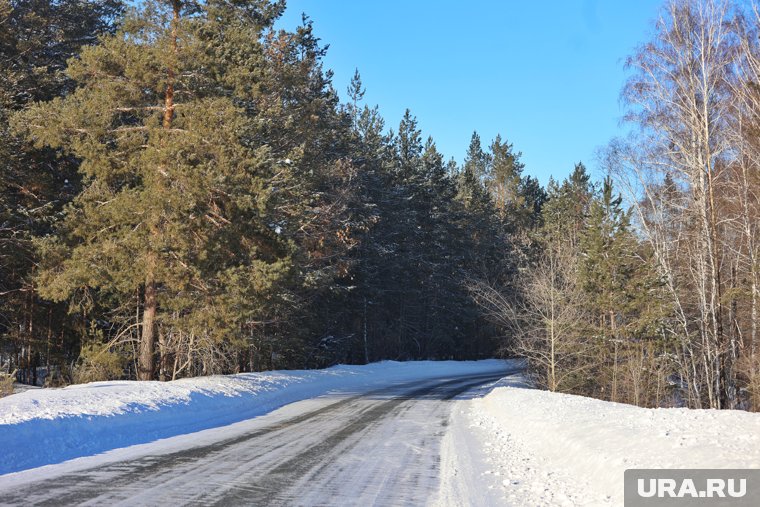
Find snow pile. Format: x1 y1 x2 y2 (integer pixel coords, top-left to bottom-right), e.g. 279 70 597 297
0 359 509 475
468 378 760 505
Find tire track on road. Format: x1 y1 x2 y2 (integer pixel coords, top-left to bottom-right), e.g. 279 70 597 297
0 370 516 506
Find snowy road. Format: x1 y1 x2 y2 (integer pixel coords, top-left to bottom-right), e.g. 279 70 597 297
0 369 516 506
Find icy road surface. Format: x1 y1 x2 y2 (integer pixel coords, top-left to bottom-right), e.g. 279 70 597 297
0 369 518 506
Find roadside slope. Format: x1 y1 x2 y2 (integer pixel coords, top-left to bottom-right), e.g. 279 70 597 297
452 376 760 505
0 372 511 506
0 359 512 475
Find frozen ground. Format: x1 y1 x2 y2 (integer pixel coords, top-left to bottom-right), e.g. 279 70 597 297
0 359 511 475
0 365 517 506
1 360 759 506
448 376 760 506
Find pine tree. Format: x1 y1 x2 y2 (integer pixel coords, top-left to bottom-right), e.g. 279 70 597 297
508 165 596 394
459 131 490 196
579 176 669 404
252 14 360 369
0 0 122 382
355 105 387 160
394 109 423 177
541 162 593 251
346 68 365 132
580 176 635 331
12 0 301 380
517 175 546 232
488 134 525 220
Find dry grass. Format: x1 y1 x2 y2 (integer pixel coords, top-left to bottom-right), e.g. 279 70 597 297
0 370 16 398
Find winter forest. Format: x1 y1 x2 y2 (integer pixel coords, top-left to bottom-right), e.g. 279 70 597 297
1 0 760 412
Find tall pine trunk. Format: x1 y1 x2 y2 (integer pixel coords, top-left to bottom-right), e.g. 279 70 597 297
139 273 157 380
138 0 180 381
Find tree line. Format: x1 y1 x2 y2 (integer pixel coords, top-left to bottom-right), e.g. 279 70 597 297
474 0 760 411
0 0 538 384
2 0 760 412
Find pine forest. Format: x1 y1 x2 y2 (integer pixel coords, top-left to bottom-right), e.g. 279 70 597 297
3 0 760 413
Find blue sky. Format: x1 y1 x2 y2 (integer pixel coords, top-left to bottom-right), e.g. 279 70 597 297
277 0 664 185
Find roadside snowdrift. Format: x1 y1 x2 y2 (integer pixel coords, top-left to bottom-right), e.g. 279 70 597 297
468 378 760 505
0 359 511 475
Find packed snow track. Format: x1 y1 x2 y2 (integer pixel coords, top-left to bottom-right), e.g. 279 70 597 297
0 369 517 506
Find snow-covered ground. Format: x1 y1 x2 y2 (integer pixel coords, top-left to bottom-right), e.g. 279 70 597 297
448 375 760 506
0 359 509 475
2 360 759 506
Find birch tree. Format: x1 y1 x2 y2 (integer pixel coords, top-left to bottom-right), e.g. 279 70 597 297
612 0 739 407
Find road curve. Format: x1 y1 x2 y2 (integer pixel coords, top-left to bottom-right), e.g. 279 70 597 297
0 369 516 506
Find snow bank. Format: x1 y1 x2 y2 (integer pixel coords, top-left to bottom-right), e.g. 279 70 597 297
469 379 760 505
0 359 510 475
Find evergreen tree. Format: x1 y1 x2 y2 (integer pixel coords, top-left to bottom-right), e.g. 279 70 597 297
579 177 636 330
394 109 423 177
488 134 525 220
0 0 122 382
459 131 490 198
12 0 328 379
579 176 668 403
346 68 365 132
517 175 547 232
541 162 593 251
505 165 596 394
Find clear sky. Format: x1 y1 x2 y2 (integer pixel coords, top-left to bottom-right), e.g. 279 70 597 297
276 0 664 185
